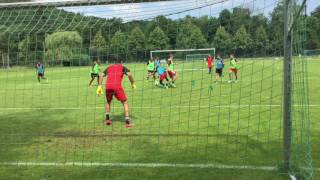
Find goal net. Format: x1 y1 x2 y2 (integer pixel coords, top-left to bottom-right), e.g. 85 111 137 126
151 48 215 62
185 54 210 61
0 0 315 179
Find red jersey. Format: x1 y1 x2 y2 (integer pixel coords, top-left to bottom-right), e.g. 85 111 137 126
105 64 129 89
207 56 213 68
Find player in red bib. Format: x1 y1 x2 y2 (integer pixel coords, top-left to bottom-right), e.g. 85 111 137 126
206 54 214 74
97 56 136 128
167 53 177 88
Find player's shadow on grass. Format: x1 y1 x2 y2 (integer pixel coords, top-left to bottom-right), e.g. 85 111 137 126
109 114 136 123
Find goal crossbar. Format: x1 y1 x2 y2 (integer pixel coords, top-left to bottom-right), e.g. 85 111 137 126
150 48 215 58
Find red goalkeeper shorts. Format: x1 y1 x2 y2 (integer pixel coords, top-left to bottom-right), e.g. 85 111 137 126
106 87 127 103
159 73 167 81
168 70 176 78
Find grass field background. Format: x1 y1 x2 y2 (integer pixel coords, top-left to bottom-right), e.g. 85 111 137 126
0 57 318 179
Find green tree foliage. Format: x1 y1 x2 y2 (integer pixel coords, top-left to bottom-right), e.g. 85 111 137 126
148 27 169 50
254 26 269 56
219 9 232 33
230 7 250 34
269 4 284 55
151 16 178 48
90 29 107 59
233 25 252 55
110 30 127 56
249 14 268 36
213 26 231 54
128 26 146 54
176 20 207 49
45 31 84 65
306 9 320 49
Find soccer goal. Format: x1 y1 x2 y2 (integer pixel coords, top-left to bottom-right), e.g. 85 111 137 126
303 49 320 59
150 48 215 62
185 54 209 61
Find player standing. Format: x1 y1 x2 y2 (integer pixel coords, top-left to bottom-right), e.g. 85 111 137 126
96 56 136 128
206 54 214 74
146 57 156 82
35 62 47 83
89 59 101 86
215 53 224 82
167 53 177 88
228 53 239 83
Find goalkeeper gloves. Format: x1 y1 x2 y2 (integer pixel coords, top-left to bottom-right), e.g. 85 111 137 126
96 85 103 96
131 83 137 89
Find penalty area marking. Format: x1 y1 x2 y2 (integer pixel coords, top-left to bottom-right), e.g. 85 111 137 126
0 162 277 171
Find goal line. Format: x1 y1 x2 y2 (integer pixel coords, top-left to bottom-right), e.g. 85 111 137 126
0 162 277 171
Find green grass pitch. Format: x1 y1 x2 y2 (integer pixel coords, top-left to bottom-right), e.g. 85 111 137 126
0 57 318 179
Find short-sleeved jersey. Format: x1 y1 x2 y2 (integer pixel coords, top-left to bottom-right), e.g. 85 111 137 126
104 64 130 89
36 63 45 74
207 56 213 68
147 60 155 71
215 57 224 69
230 58 238 69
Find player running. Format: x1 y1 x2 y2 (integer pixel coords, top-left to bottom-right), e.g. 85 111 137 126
89 60 101 86
215 53 224 82
206 54 214 74
35 62 48 83
96 56 136 128
146 57 156 82
167 53 177 88
228 53 239 83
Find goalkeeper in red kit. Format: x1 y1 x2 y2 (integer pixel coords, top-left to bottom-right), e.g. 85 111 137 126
96 56 136 128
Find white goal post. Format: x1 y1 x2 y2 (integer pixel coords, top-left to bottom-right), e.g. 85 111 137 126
150 48 215 59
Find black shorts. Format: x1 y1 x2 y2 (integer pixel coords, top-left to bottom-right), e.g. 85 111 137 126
38 73 44 77
215 68 223 77
148 70 155 73
91 73 99 78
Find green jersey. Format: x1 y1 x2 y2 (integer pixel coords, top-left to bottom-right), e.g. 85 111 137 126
230 58 239 69
169 63 174 71
147 60 155 71
168 59 174 70
91 64 100 74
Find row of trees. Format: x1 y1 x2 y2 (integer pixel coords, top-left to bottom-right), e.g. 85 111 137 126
1 3 320 64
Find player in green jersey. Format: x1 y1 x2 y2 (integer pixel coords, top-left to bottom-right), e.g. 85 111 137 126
146 57 156 82
228 53 239 83
89 59 101 86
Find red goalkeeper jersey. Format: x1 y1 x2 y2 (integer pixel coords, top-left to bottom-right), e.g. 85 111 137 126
104 64 130 89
